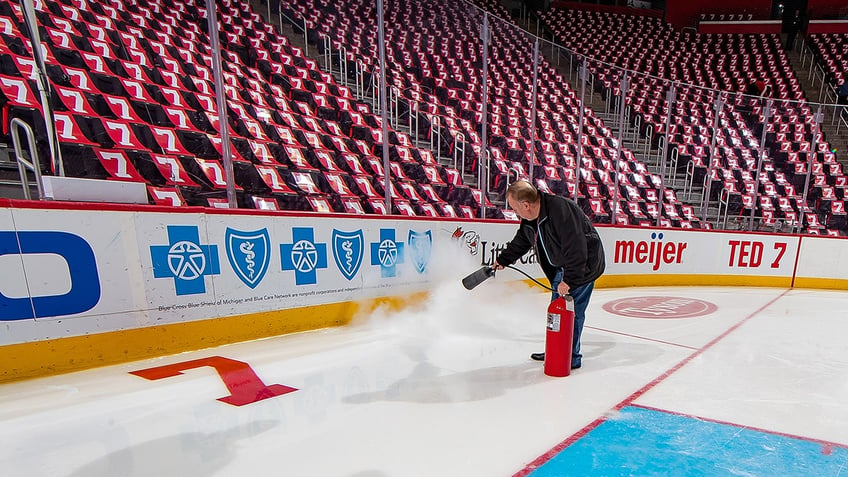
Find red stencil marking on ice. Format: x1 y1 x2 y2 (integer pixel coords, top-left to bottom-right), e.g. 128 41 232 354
130 356 297 406
603 296 718 319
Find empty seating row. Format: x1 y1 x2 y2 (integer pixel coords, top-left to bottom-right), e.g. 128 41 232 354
283 0 696 225
807 33 847 94
540 7 842 234
0 0 493 217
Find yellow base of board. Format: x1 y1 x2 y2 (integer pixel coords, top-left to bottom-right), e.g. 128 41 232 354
0 292 429 384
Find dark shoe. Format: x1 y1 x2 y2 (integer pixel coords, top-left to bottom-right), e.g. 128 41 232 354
531 352 582 369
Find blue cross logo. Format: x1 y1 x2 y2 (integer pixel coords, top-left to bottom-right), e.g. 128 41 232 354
370 228 404 278
280 227 328 285
150 225 220 296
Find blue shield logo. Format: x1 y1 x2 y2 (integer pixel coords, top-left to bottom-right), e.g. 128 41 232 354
150 225 219 296
408 230 432 274
332 229 364 281
225 228 270 289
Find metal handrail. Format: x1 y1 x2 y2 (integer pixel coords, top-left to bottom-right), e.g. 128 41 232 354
656 133 665 164
632 112 641 151
683 159 696 200
278 9 308 56
429 115 441 155
717 187 732 229
821 86 841 125
609 90 619 118
667 146 679 188
504 165 521 210
322 35 332 74
799 39 809 69
483 148 492 193
643 120 652 156
354 60 366 98
388 86 399 125
408 99 419 139
370 73 379 109
453 132 466 173
339 45 349 88
388 86 420 139
10 118 43 200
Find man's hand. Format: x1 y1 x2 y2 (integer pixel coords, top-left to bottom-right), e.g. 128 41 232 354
492 262 504 271
557 281 570 296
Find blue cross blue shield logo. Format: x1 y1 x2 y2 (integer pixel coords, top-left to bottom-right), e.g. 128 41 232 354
370 228 404 278
408 230 432 274
280 227 327 285
150 225 219 296
332 229 364 281
225 228 270 289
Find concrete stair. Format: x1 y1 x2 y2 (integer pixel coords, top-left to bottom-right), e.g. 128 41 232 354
0 143 32 200
0 164 38 200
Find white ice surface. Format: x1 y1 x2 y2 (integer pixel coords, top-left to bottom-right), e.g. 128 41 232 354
2 282 845 477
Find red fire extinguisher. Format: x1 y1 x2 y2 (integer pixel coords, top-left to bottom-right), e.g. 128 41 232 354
545 295 575 377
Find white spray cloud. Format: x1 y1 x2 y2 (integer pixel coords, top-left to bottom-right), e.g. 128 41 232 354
353 239 549 345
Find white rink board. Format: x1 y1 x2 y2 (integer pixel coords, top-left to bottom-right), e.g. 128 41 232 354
795 236 848 281
0 205 531 345
0 208 24 315
133 212 220 326
2 208 147 345
0 203 844 347
601 228 800 277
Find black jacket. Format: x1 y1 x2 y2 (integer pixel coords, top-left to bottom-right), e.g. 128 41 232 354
496 193 605 289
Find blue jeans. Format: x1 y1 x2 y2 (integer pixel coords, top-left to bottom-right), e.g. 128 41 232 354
551 268 594 368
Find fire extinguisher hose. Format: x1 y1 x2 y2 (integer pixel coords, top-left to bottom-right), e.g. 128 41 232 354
503 265 555 291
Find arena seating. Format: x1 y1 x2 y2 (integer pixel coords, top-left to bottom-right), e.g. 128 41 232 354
808 33 847 96
282 0 700 226
541 7 843 234
0 0 489 216
4 0 833 229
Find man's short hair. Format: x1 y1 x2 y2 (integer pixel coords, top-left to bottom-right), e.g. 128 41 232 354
507 180 539 204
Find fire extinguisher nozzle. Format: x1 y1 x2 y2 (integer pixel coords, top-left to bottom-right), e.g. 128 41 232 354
462 266 496 290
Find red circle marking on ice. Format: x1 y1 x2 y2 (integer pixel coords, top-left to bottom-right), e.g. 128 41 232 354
602 296 718 319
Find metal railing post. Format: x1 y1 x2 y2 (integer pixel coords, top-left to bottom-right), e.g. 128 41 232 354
574 60 586 200
303 17 308 57
528 39 540 183
749 100 772 231
323 35 332 73
454 133 466 172
657 83 675 226
205 0 237 207
799 107 824 233
10 118 43 200
376 0 392 213
612 72 628 219
20 0 63 176
479 13 491 219
701 97 723 222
